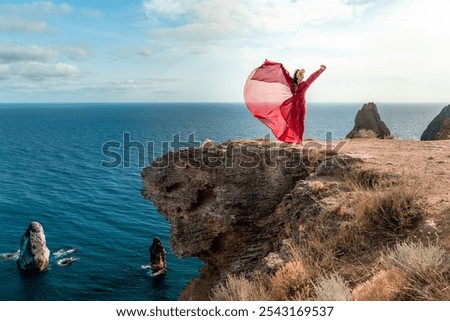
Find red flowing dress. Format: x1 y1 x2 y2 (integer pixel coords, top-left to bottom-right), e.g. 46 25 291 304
244 60 325 144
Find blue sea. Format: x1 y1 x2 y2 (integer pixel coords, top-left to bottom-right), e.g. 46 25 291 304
0 102 445 300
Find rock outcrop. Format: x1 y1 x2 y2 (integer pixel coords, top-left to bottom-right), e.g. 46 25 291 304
141 140 331 299
346 102 391 139
436 118 450 140
421 105 450 140
142 139 450 301
17 222 50 275
149 237 167 274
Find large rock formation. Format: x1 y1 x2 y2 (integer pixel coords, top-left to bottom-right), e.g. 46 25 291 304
142 139 450 301
141 140 330 299
436 118 450 140
346 102 391 139
149 237 167 275
421 105 450 140
17 222 50 275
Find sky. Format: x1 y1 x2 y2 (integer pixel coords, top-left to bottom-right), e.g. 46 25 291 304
0 0 449 103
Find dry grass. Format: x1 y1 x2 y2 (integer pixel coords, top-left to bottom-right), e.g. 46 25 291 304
312 274 352 301
307 180 326 192
386 241 446 271
271 260 312 300
352 268 406 300
343 182 427 244
382 242 450 300
211 163 449 301
352 242 450 301
342 168 392 190
353 129 378 139
211 273 271 301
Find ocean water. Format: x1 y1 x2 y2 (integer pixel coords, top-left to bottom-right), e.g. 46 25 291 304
0 102 445 301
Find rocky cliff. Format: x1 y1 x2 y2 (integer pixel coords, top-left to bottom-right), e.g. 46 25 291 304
142 139 450 300
346 102 391 139
421 105 450 140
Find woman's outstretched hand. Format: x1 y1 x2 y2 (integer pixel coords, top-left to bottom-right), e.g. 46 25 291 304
320 65 327 70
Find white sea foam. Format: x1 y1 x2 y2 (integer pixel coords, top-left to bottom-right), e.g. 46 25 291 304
141 264 166 277
53 248 77 258
0 250 20 261
151 268 166 277
57 257 78 266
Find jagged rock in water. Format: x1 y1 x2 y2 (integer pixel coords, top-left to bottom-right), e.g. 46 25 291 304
141 140 328 299
149 237 166 274
421 105 450 140
346 102 391 139
57 257 76 266
17 222 50 275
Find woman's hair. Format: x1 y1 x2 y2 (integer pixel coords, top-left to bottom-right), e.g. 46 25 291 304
293 69 305 89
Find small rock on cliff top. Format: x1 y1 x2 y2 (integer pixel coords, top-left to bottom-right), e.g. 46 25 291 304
17 222 50 275
421 105 450 140
346 102 391 139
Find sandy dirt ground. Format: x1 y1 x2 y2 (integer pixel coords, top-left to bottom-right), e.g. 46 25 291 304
331 138 450 249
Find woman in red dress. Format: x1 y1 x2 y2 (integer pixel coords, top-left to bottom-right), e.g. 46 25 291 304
244 60 326 144
278 65 326 143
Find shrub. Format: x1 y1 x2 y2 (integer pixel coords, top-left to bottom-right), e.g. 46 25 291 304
385 241 446 271
271 260 312 300
381 242 450 300
313 274 352 301
354 129 378 138
352 268 406 300
211 273 270 301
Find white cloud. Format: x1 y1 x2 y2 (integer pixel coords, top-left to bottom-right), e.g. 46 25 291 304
15 62 81 81
139 48 153 57
142 0 375 66
59 45 93 61
144 0 186 16
0 43 92 85
139 0 450 102
0 1 73 35
0 64 10 79
143 0 372 35
0 43 57 63
106 79 153 91
1 1 73 16
0 16 47 34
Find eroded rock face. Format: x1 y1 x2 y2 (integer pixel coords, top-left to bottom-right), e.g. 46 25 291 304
149 237 166 273
421 105 450 140
141 140 327 299
17 222 50 275
346 102 391 139
436 118 450 140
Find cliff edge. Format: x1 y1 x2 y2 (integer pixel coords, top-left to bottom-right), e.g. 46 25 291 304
142 139 450 300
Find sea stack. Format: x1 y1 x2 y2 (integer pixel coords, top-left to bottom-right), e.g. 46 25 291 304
17 222 50 275
421 105 450 140
149 237 166 274
346 102 391 139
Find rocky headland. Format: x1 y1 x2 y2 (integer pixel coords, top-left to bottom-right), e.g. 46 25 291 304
421 105 450 140
142 137 450 300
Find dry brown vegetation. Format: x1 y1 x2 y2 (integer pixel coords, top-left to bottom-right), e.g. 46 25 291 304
211 159 450 301
353 129 378 139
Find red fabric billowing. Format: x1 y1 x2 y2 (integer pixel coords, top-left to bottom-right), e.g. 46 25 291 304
244 59 324 144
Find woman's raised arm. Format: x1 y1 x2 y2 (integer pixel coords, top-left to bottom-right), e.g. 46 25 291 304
305 65 326 86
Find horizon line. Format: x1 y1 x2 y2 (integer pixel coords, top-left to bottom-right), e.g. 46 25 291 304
0 101 448 105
